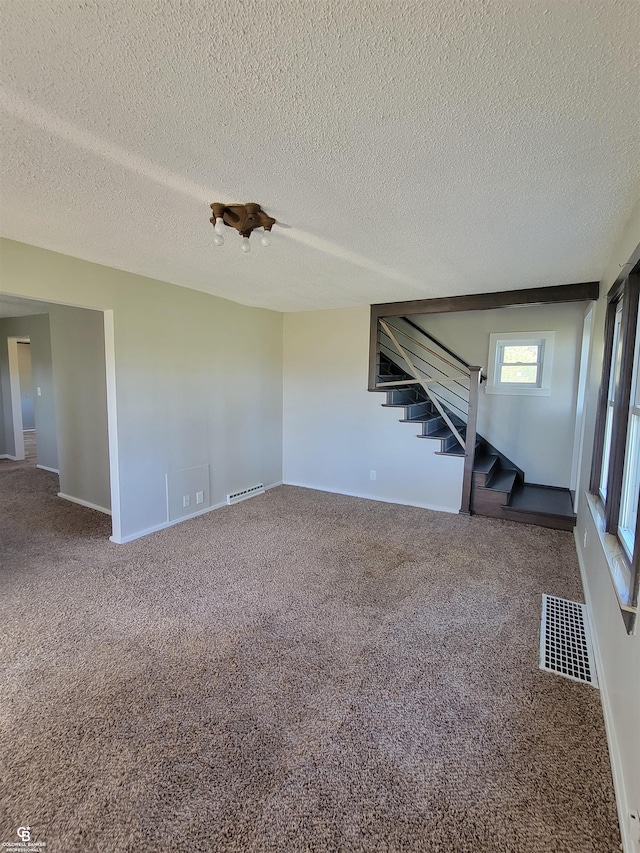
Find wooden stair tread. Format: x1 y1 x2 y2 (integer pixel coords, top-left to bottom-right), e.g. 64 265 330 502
486 469 517 493
423 425 464 439
473 454 499 475
506 484 574 518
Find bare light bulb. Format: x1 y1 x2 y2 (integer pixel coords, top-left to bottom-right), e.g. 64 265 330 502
213 232 224 247
240 236 251 253
214 217 226 236
260 230 272 247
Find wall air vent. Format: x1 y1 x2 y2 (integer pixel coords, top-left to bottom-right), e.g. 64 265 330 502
539 595 598 688
226 483 265 506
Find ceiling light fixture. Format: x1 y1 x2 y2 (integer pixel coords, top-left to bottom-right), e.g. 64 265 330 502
209 202 277 252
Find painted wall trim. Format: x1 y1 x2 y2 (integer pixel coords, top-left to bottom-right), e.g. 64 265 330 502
109 480 284 544
282 480 459 515
574 528 631 853
37 464 59 473
7 336 26 459
58 492 111 515
0 454 19 460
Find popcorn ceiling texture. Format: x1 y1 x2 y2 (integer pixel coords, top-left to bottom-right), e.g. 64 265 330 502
0 0 639 311
0 467 620 851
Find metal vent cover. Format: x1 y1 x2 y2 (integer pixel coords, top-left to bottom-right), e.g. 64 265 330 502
226 483 265 506
539 595 598 688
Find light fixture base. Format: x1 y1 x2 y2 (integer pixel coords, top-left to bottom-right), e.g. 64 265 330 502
209 203 276 241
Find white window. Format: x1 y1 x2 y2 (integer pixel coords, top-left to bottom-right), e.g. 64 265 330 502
486 331 555 396
618 309 640 560
599 301 624 500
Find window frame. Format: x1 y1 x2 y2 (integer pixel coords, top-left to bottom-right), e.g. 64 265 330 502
485 331 555 396
589 272 640 634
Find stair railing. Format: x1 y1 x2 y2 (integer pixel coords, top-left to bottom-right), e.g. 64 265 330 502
376 317 483 515
380 320 467 450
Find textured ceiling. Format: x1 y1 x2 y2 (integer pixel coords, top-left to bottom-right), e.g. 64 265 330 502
0 1 639 312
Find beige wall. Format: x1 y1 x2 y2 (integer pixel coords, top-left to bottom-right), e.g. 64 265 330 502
283 306 464 513
412 301 587 487
574 197 640 851
0 313 58 470
0 238 284 541
49 305 110 512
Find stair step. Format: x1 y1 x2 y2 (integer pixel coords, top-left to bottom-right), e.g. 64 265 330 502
435 438 481 458
472 453 499 487
404 401 433 419
506 484 575 518
486 469 518 494
385 388 426 406
400 413 439 424
473 453 499 475
421 416 445 435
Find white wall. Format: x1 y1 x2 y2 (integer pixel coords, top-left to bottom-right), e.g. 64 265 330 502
49 305 111 512
574 198 640 853
0 238 283 541
283 306 464 513
412 302 587 487
0 313 58 469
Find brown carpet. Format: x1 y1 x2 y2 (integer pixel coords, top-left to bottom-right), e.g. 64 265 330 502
0 430 37 471
0 469 620 852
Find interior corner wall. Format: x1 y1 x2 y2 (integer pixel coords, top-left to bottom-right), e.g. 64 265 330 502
0 313 58 469
0 238 284 541
283 305 464 512
49 305 111 512
573 198 640 851
412 302 587 487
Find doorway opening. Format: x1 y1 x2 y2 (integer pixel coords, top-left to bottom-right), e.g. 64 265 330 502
5 336 38 466
0 295 119 540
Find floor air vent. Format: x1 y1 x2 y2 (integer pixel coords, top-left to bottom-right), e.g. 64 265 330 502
226 483 265 506
539 595 598 688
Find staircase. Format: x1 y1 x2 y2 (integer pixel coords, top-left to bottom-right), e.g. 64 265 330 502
374 335 576 532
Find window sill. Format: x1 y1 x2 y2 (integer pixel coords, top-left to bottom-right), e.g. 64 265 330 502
586 492 637 614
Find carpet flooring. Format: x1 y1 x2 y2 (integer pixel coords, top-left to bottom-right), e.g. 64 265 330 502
0 469 620 852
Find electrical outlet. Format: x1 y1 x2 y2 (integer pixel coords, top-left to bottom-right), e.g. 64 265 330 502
196 490 204 505
584 529 588 548
36 386 42 397
370 469 377 481
182 494 190 508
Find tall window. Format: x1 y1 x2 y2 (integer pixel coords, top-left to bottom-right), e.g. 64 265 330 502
590 272 640 631
599 301 623 500
618 309 640 560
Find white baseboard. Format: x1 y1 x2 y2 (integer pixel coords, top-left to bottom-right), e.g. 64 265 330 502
58 492 111 516
574 529 632 853
37 464 59 474
110 480 283 545
282 481 459 515
0 454 19 461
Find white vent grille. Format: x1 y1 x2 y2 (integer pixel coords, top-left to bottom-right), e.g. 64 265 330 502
539 595 598 688
226 483 265 506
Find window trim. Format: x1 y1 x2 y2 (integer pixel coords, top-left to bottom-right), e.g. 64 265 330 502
589 272 640 634
485 331 554 396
